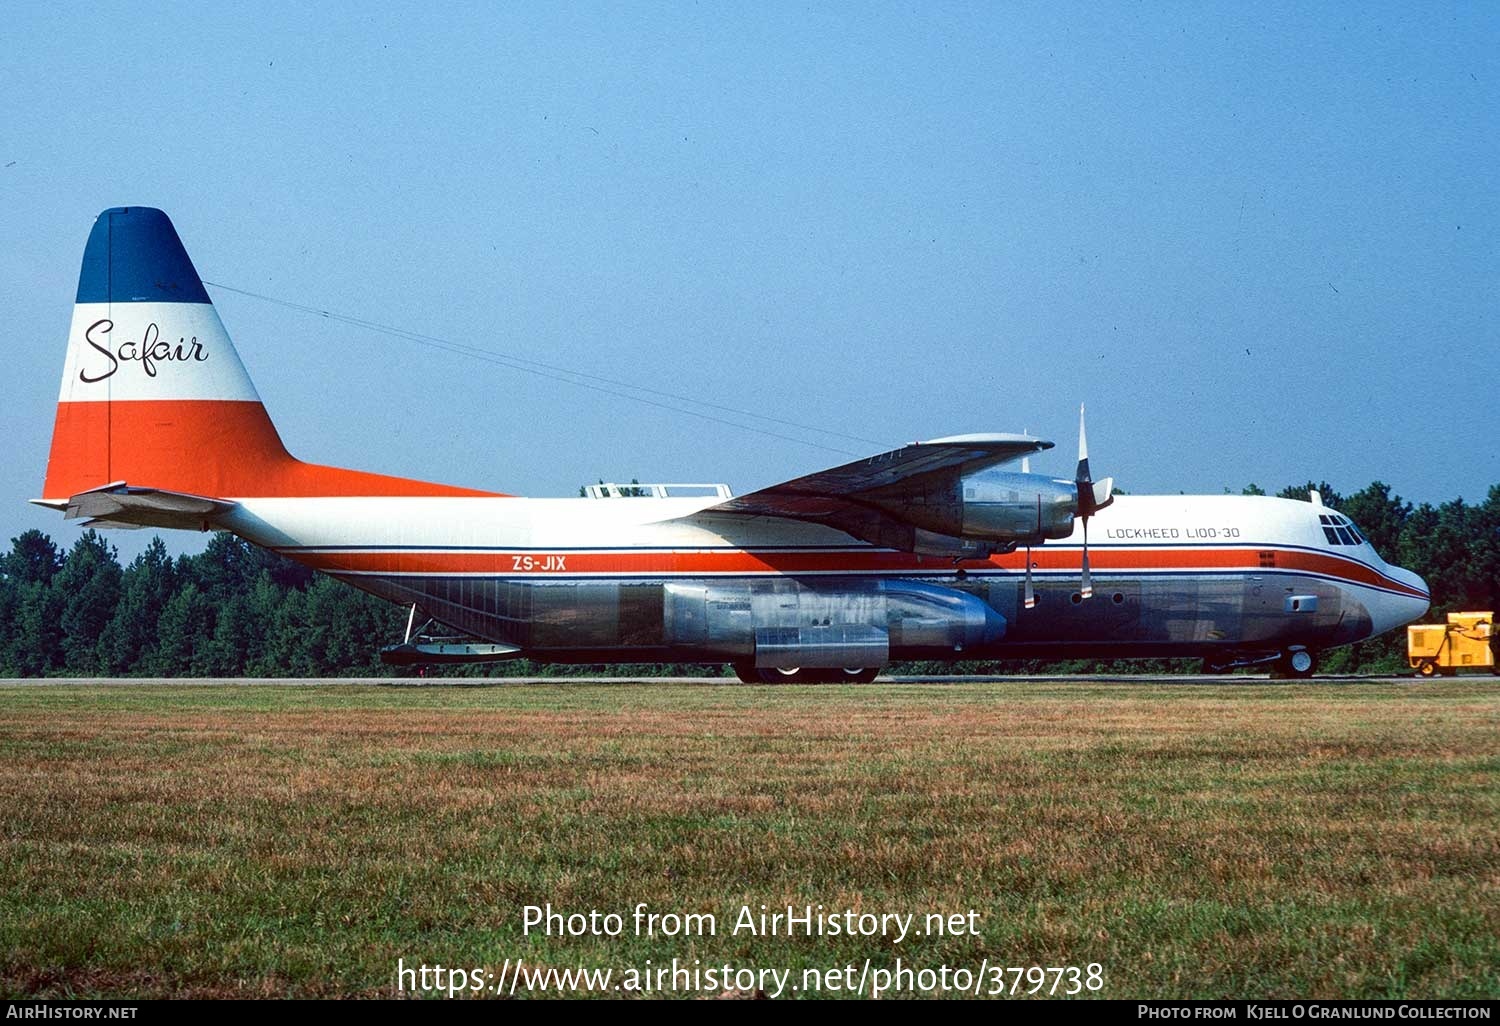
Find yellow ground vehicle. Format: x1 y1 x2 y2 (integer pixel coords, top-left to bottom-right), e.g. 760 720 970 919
1407 612 1496 677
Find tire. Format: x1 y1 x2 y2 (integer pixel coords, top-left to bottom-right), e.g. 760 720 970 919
1417 661 1437 678
1279 649 1317 679
733 665 878 684
737 665 811 684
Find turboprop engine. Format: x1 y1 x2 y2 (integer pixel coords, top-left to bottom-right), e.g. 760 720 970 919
864 407 1114 550
865 469 1083 547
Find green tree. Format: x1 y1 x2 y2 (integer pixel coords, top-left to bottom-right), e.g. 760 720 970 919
0 530 65 675
182 532 314 600
3 529 63 585
258 587 312 677
201 594 253 675
55 531 122 675
149 582 215 676
234 572 294 676
103 538 178 675
1341 481 1411 562
0 576 13 675
299 577 402 676
7 580 64 676
1476 486 1500 613
1397 498 1488 616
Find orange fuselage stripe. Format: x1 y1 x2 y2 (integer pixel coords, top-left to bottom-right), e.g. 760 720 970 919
287 546 1424 598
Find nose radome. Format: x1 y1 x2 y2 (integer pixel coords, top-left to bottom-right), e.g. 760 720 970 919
1370 568 1430 638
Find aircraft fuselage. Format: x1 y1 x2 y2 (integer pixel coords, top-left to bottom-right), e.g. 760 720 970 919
223 492 1430 669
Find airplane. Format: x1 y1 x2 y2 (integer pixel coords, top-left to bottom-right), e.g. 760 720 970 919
32 207 1431 680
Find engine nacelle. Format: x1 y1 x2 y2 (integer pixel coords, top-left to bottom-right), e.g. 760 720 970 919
864 469 1079 546
959 470 1078 543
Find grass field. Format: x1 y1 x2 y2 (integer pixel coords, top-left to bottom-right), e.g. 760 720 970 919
0 680 1496 999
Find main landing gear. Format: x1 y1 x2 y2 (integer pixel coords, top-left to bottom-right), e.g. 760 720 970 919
731 663 880 684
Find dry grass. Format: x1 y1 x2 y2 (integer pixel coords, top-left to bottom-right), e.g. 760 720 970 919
0 680 1496 998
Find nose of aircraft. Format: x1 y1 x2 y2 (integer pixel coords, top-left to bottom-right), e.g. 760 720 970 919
1370 565 1431 638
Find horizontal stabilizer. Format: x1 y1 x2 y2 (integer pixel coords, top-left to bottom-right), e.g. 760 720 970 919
31 483 237 531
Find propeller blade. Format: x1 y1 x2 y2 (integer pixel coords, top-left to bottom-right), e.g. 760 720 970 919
1080 520 1093 600
1075 402 1090 485
1024 546 1035 609
1073 404 1106 597
1091 477 1115 511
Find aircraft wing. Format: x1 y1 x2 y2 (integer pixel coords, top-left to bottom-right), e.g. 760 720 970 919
30 482 238 531
690 434 1053 554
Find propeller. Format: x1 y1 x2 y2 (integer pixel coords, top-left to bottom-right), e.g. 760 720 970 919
1074 403 1114 600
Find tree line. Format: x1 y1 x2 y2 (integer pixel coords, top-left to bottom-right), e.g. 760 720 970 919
0 479 1495 678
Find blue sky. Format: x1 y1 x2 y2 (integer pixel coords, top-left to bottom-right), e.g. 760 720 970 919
3 2 1495 561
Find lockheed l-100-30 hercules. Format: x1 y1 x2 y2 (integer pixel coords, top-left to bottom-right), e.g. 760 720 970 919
34 208 1430 679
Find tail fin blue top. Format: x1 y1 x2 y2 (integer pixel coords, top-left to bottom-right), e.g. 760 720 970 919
76 207 212 304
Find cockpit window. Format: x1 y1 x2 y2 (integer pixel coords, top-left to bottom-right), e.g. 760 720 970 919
1319 512 1365 546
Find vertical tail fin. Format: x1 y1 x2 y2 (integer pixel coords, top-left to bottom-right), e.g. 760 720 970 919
41 208 496 502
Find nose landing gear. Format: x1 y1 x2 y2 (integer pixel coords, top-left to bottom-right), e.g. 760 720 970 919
1275 648 1318 678
1204 648 1320 677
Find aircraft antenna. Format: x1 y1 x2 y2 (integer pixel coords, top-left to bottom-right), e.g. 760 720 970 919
203 280 891 457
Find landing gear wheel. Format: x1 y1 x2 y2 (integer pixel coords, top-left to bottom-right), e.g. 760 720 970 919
729 666 804 681
1279 649 1317 679
732 664 878 684
733 665 812 683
